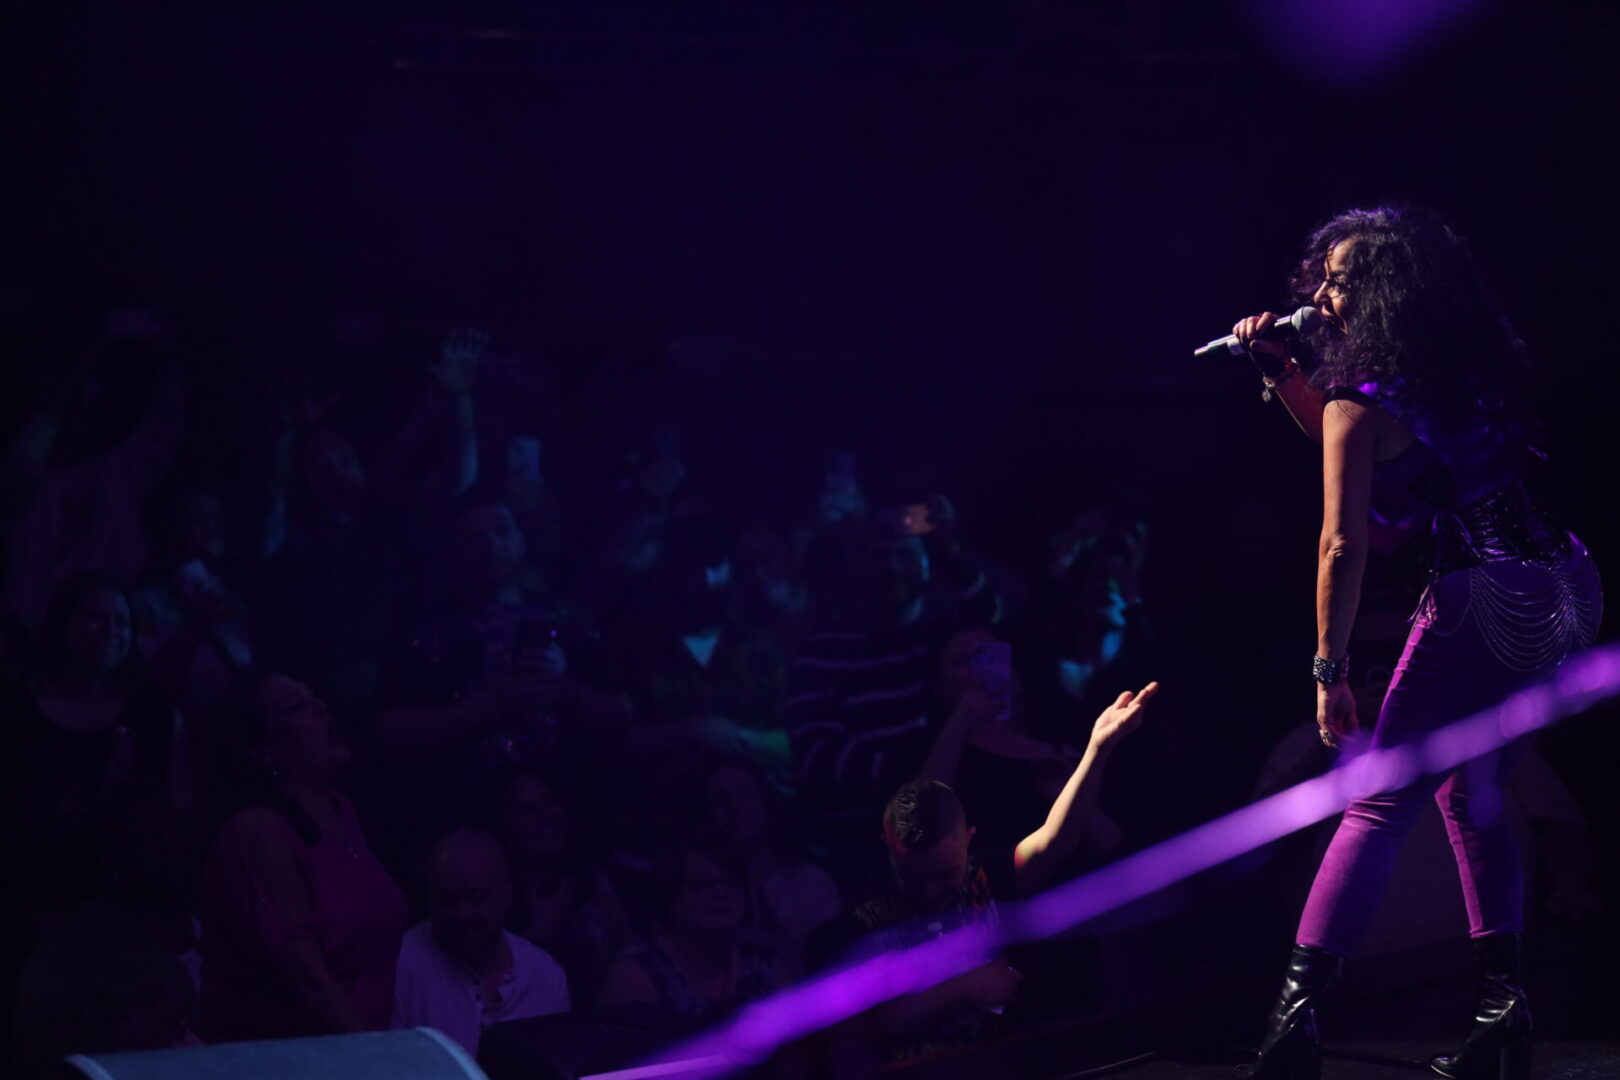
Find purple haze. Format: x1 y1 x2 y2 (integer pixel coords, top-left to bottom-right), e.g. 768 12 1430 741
1241 0 1483 87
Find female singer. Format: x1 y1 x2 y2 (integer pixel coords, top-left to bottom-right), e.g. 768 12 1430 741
1231 206 1601 1080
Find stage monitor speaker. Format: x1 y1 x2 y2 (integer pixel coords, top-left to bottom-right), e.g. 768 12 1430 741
60 1028 485 1080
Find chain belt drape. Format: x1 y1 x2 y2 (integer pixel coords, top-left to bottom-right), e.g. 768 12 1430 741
1413 481 1601 671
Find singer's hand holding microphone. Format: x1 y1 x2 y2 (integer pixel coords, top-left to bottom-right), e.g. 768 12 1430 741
1195 307 1322 401
1232 312 1292 358
1192 305 1321 362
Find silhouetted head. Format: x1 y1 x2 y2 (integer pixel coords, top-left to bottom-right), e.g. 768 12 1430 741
498 768 573 862
705 760 772 848
229 670 349 792
289 426 366 533
449 489 528 599
654 839 749 939
882 781 973 914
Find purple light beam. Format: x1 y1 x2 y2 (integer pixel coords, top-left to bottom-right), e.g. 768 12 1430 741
616 642 1620 1080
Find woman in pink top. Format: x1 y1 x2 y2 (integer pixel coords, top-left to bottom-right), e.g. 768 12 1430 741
198 671 406 1040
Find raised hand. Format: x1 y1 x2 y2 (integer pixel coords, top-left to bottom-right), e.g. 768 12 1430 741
1087 681 1159 754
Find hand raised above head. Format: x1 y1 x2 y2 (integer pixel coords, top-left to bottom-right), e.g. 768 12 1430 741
1087 681 1159 753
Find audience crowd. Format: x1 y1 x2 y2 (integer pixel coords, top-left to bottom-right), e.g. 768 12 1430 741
0 319 1597 1075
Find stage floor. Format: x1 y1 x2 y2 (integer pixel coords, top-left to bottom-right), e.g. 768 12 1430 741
890 922 1620 1080
1105 1041 1620 1080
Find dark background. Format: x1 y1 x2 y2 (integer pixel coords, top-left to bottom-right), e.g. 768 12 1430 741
5 0 1617 930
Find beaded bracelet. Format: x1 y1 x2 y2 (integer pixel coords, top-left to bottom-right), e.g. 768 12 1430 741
1312 654 1349 686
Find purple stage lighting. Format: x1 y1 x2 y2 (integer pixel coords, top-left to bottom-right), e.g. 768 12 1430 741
1240 0 1482 88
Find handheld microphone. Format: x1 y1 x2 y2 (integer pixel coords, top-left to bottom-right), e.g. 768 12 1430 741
1193 306 1322 361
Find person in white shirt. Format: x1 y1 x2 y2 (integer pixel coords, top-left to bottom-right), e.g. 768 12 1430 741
393 828 570 1055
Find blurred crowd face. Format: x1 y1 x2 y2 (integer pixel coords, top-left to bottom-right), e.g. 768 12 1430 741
884 536 930 588
936 627 996 708
430 836 513 967
501 772 570 860
292 428 365 530
67 586 133 680
452 502 527 596
614 509 664 572
1080 559 1130 631
886 824 973 915
707 764 768 847
670 850 747 936
860 535 929 626
256 675 349 785
736 526 806 616
911 496 964 561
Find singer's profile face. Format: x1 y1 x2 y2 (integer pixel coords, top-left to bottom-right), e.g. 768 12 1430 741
1312 239 1356 332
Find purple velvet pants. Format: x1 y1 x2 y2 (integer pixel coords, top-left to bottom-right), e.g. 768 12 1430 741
1296 538 1602 955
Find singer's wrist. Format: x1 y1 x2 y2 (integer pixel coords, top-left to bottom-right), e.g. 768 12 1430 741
1248 348 1295 380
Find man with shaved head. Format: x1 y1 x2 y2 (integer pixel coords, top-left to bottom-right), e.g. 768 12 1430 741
392 828 570 1054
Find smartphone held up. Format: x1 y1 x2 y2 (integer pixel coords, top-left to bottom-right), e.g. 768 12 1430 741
969 641 1013 724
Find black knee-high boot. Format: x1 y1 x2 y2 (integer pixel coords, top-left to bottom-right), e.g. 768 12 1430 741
1429 934 1531 1080
1241 944 1344 1080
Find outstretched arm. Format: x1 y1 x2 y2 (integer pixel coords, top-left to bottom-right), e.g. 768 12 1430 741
1013 681 1158 896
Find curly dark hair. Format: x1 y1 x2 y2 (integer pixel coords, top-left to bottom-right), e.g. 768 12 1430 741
1291 206 1535 427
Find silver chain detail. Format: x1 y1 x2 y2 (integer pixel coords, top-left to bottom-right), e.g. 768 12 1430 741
1450 558 1605 672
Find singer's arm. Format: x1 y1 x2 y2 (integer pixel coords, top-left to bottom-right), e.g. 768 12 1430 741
1316 396 1376 663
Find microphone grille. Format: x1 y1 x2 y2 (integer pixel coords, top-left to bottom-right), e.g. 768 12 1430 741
1290 305 1322 334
